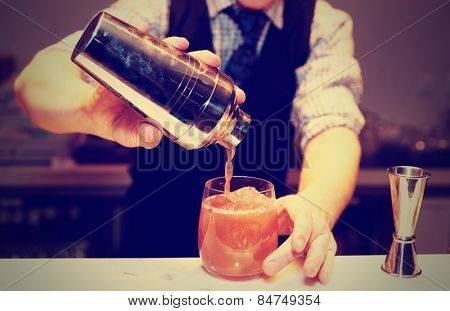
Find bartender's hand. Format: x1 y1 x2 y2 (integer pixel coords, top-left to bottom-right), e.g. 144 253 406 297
263 194 337 284
15 36 246 149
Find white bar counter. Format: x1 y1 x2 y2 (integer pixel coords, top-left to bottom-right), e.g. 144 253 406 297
1 255 449 291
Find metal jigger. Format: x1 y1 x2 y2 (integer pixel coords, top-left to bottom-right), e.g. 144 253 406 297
382 166 430 277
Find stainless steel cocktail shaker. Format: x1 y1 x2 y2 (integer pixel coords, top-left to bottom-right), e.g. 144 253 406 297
72 12 250 150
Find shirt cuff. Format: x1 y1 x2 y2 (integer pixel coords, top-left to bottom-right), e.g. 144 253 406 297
292 87 366 152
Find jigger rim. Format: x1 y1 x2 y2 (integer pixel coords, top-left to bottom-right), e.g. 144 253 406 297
387 166 431 179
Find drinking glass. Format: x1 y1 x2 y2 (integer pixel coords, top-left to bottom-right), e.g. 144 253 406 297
198 176 277 279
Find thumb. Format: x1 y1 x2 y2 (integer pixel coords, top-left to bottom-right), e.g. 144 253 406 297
275 196 293 236
137 123 164 149
275 195 292 213
109 108 163 149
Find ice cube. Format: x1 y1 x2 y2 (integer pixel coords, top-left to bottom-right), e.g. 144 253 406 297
227 186 269 210
209 194 233 209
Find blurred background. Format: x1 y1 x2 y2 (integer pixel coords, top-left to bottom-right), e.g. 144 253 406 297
0 0 449 258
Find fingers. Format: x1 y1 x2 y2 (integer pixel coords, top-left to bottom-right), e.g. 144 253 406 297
263 236 300 276
163 36 189 50
163 37 247 105
189 50 222 68
163 37 222 69
109 108 163 149
271 194 337 282
302 208 332 279
303 231 330 278
277 195 312 253
318 238 337 284
277 210 291 235
287 204 312 253
275 197 291 235
137 123 164 149
235 86 246 104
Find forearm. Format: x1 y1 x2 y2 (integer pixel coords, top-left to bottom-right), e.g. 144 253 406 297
298 126 361 228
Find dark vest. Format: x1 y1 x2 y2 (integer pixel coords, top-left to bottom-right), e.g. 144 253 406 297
124 0 315 257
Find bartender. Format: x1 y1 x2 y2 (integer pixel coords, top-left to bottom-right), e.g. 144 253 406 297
14 0 364 284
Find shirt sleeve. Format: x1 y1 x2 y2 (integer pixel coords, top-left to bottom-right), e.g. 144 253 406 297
290 0 365 152
104 0 169 38
51 0 169 53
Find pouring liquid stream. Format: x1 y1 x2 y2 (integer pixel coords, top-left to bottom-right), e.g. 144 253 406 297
224 148 236 195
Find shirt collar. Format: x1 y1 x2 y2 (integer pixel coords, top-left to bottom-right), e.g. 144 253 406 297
205 0 284 29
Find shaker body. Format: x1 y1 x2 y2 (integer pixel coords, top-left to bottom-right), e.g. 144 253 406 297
72 12 249 150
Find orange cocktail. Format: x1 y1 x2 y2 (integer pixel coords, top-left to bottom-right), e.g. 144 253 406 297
198 177 278 279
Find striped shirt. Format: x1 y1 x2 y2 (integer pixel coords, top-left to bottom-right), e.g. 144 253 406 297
58 0 365 151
